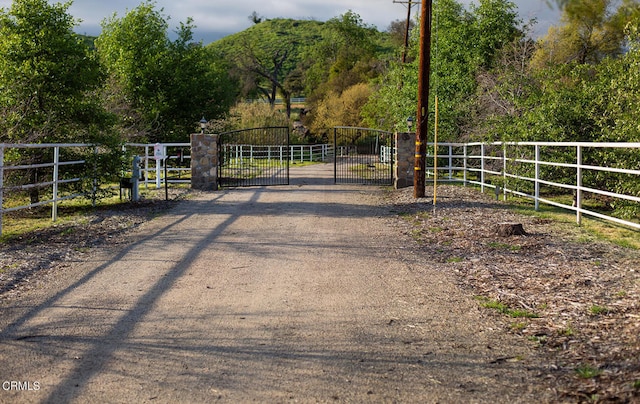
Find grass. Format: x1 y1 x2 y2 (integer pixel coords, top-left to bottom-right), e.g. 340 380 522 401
504 194 640 250
615 291 628 298
575 364 603 379
475 296 540 318
350 163 392 180
527 335 547 344
589 305 610 315
558 327 575 337
510 322 527 331
1 185 184 241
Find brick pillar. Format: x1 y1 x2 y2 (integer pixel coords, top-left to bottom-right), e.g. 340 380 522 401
394 132 414 189
190 133 219 191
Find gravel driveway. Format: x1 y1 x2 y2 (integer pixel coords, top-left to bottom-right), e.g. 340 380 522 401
0 163 550 403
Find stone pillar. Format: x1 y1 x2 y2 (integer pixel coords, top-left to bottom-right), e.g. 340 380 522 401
394 132 414 189
190 133 218 191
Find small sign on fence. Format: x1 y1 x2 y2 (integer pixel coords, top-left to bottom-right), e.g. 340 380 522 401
153 143 165 161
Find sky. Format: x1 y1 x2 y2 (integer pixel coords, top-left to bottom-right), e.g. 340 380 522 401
0 0 561 43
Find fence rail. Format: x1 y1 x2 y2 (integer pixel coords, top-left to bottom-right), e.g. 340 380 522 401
0 143 93 234
221 144 332 164
123 143 192 189
425 142 640 230
0 142 335 234
2 140 639 235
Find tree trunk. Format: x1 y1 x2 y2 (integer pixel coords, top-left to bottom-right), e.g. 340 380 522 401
496 222 527 237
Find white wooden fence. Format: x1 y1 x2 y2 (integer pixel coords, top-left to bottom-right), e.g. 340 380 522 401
123 143 192 189
426 142 640 230
220 144 332 165
0 143 334 234
2 141 639 234
0 143 91 234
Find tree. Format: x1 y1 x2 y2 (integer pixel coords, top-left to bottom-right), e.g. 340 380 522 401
0 0 107 144
302 11 387 133
0 0 116 203
364 0 522 140
96 2 233 142
233 31 297 117
248 11 263 24
304 11 381 98
533 0 640 67
470 0 522 69
387 18 416 48
474 27 538 139
311 83 373 134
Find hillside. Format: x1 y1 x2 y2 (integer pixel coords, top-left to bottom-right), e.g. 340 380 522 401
209 18 327 60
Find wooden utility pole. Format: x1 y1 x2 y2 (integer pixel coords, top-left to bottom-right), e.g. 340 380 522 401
393 0 414 63
402 0 413 63
414 0 432 198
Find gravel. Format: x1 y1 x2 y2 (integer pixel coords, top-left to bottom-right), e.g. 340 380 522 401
1 177 638 402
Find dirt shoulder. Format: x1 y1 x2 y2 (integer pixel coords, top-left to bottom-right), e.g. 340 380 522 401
387 185 640 402
0 166 638 402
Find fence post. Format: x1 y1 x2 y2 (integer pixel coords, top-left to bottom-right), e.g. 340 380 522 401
535 145 540 211
144 145 150 188
503 143 507 200
155 158 161 189
334 128 338 184
448 145 453 179
576 145 583 225
463 145 468 186
52 146 60 222
0 144 4 235
481 144 485 193
92 146 98 207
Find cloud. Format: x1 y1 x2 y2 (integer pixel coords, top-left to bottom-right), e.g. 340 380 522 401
0 0 560 43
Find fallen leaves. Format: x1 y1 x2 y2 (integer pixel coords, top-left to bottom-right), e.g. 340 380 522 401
387 185 640 402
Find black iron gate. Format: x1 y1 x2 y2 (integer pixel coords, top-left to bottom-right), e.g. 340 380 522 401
218 127 290 187
333 127 394 185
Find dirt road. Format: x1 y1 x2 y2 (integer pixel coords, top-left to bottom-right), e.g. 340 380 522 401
0 164 549 403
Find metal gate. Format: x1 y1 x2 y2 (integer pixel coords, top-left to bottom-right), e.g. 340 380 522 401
333 127 394 185
218 127 290 187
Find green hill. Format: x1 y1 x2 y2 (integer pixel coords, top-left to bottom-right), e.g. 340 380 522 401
209 18 326 60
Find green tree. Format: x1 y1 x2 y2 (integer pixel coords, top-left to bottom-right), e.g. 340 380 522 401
364 0 522 140
96 2 234 142
303 11 389 133
0 0 107 143
232 27 300 117
304 11 381 98
533 0 640 67
209 19 325 115
0 0 118 203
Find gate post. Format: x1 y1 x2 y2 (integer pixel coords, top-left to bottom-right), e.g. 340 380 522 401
394 131 414 189
190 133 219 191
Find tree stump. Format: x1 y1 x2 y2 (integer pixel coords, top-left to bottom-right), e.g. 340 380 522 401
496 222 527 237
